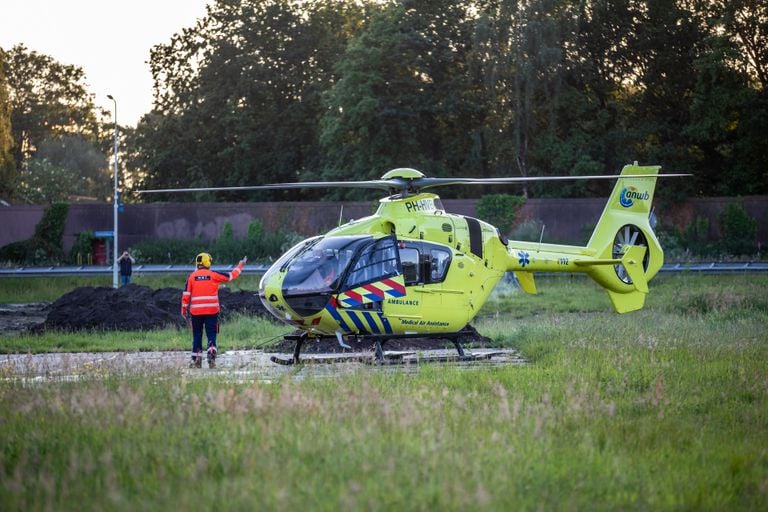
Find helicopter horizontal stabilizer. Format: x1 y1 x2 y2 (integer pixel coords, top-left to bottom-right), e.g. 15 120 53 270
619 245 649 294
573 245 649 294
573 249 649 313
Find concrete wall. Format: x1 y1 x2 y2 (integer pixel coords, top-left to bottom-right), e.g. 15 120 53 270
1 196 766 255
0 206 45 247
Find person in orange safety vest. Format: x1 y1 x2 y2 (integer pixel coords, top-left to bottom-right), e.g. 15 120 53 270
182 252 247 368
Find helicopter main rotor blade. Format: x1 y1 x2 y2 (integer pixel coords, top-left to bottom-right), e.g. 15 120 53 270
139 180 402 194
139 173 690 195
415 173 691 190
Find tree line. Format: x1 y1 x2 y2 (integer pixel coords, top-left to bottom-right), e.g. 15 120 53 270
1 0 766 204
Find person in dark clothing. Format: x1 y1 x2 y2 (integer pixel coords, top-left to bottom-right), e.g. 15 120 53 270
117 250 135 286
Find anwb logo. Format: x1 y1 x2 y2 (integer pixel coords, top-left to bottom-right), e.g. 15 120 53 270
619 187 649 208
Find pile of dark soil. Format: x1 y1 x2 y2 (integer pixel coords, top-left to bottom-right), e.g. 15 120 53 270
39 284 266 332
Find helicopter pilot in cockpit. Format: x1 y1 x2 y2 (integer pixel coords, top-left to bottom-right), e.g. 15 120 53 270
286 250 339 293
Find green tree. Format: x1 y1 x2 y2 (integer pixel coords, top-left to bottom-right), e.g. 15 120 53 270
713 0 768 90
35 135 109 200
473 0 606 198
320 0 482 196
134 0 363 201
531 0 637 197
0 49 15 198
4 45 99 166
17 159 85 204
127 0 767 202
671 0 768 196
710 0 768 195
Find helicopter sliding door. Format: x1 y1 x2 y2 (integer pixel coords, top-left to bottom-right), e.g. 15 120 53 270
386 240 454 333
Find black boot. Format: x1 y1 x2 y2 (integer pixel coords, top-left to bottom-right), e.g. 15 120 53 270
207 346 217 368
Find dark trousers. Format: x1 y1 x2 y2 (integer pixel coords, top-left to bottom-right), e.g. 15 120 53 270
190 313 219 354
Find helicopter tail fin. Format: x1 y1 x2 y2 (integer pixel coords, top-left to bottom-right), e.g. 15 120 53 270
582 163 665 313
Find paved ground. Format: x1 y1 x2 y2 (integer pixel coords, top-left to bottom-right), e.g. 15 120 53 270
0 348 526 384
1 294 525 383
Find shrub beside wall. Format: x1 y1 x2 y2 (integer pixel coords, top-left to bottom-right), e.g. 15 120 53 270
133 220 301 265
720 203 758 256
0 203 69 264
476 194 526 235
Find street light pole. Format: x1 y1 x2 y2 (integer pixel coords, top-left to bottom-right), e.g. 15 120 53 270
107 95 119 288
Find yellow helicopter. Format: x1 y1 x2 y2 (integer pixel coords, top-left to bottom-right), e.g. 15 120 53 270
142 163 686 364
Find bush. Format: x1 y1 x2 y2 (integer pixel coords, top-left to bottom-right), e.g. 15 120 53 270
476 194 526 234
132 220 302 265
655 216 717 260
69 230 95 264
654 223 686 260
719 202 757 256
0 240 28 264
132 238 208 265
0 202 69 264
509 219 546 242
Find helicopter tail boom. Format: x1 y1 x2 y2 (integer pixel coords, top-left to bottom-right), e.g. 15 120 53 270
505 164 663 313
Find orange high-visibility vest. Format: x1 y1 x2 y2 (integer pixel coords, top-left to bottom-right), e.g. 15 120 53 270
181 262 243 316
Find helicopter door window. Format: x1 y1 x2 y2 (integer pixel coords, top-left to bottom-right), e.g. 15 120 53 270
344 236 400 289
397 243 451 285
429 248 451 282
400 248 420 284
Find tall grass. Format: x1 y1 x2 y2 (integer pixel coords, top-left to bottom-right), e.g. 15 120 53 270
0 274 766 509
1 335 765 510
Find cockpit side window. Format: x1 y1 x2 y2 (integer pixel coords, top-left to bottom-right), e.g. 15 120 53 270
343 236 400 289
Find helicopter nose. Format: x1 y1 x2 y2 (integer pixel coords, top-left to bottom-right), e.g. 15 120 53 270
258 270 287 320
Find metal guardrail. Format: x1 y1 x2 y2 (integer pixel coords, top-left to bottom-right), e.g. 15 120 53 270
0 262 766 277
0 264 271 277
658 262 768 272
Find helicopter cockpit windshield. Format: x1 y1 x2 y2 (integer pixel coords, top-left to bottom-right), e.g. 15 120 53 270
282 235 368 295
267 234 401 317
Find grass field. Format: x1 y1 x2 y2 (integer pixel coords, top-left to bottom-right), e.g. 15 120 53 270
0 274 766 510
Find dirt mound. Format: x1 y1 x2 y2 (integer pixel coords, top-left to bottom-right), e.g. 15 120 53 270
40 284 267 332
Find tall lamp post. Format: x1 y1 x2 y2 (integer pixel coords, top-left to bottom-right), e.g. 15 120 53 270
107 95 119 288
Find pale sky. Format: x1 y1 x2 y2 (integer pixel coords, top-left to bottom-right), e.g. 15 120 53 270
0 0 212 127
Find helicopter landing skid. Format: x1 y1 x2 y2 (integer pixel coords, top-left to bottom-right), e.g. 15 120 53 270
268 351 417 366
269 329 482 365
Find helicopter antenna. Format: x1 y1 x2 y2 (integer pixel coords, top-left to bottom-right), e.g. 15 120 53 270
538 224 546 253
338 205 344 227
